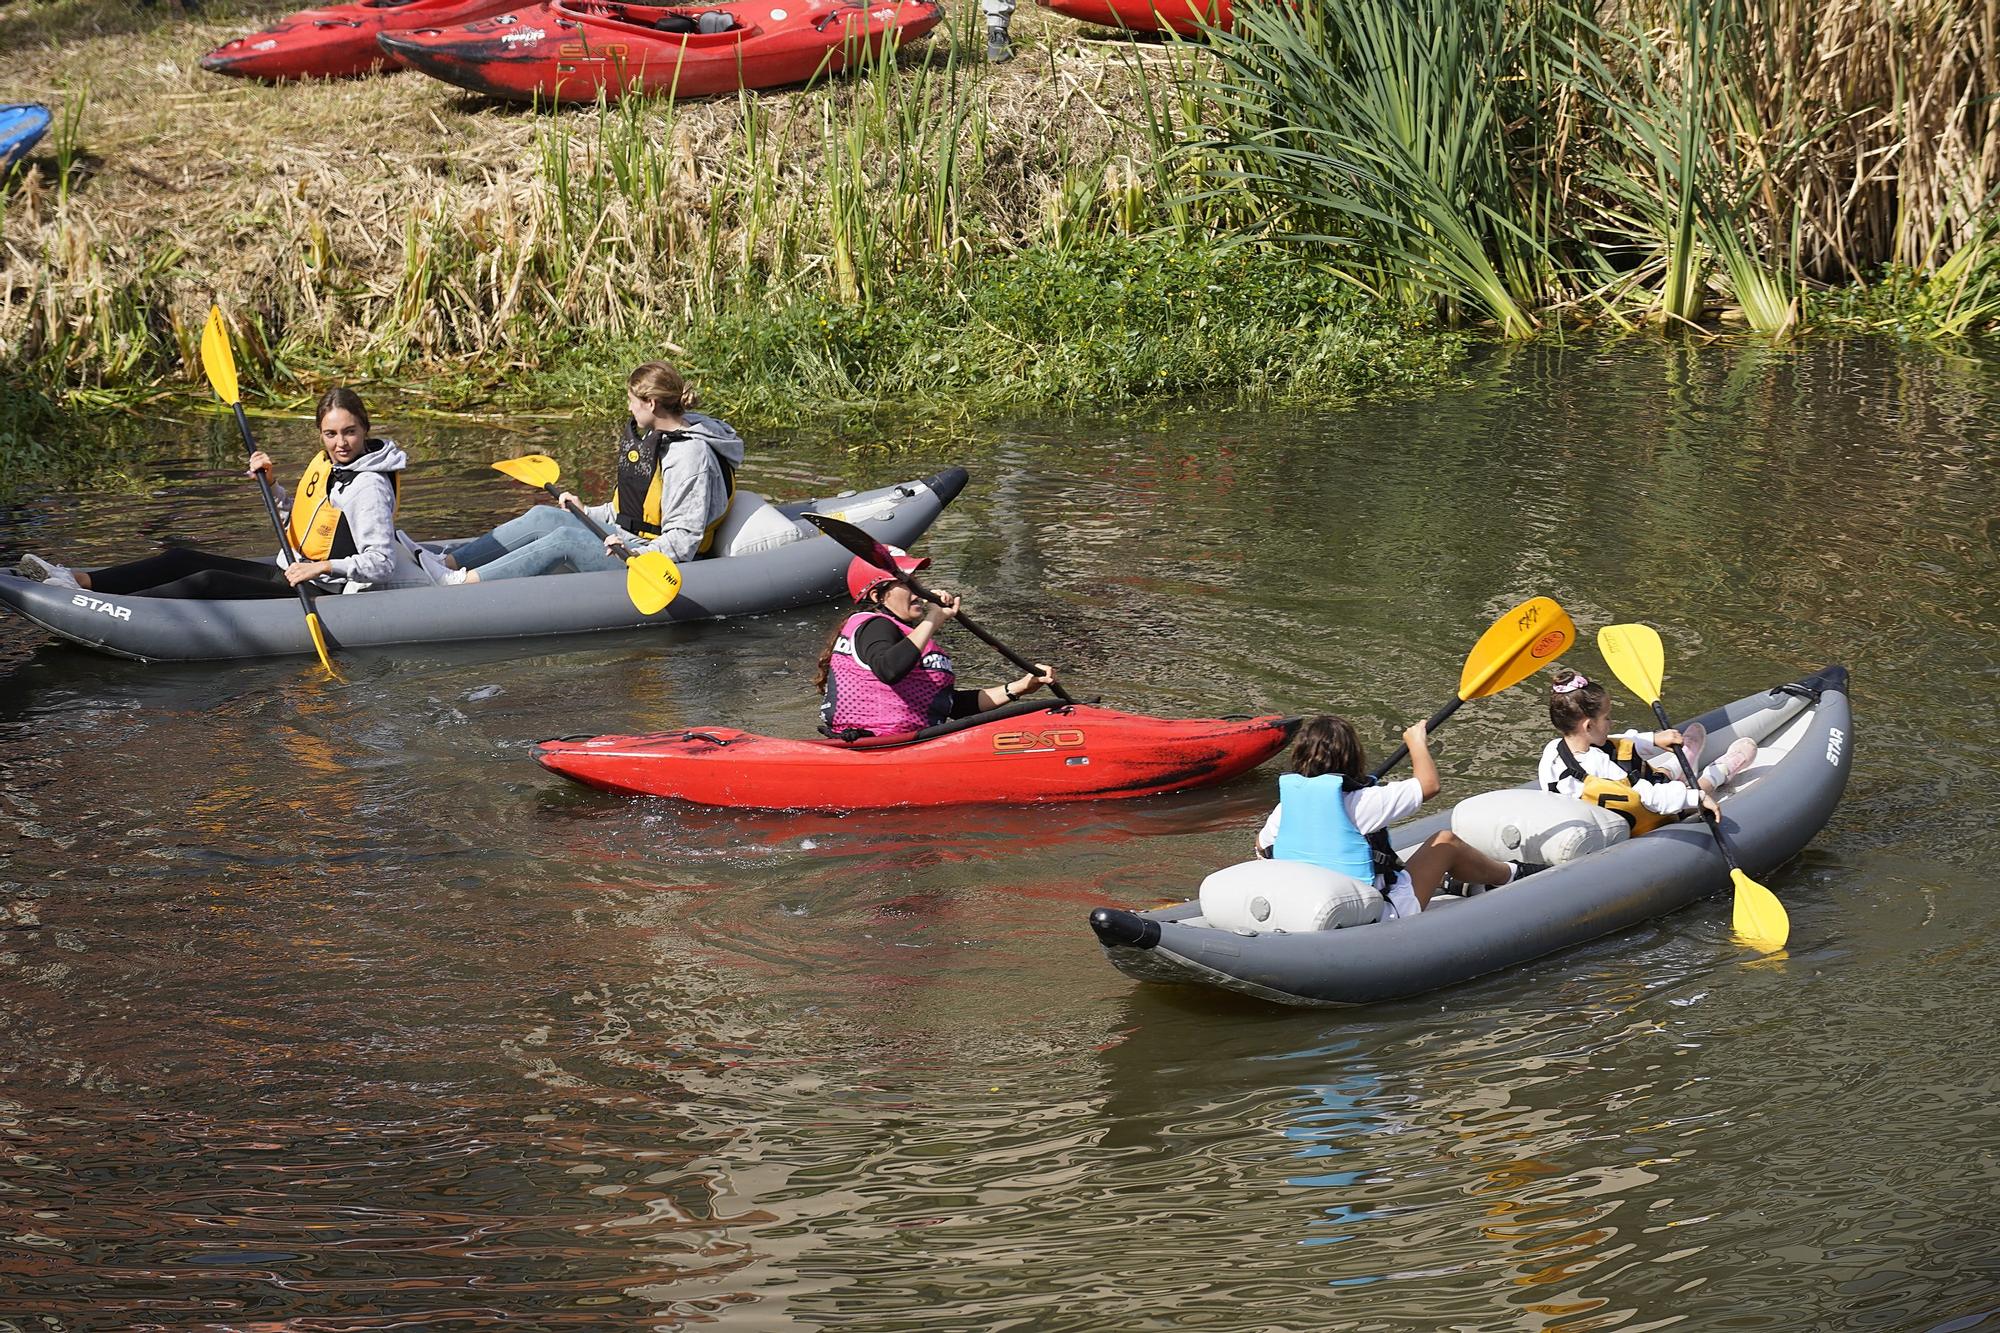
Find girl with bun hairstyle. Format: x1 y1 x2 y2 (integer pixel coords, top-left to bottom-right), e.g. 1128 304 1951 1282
442 361 744 583
1537 667 1756 832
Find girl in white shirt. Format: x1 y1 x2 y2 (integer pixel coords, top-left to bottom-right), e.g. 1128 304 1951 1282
1537 668 1755 828
1258 716 1543 919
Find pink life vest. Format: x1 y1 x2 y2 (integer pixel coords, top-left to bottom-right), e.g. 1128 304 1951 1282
822 610 957 735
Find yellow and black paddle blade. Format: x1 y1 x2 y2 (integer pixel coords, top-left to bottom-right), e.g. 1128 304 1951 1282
1459 595 1576 700
491 454 563 490
200 305 240 406
1732 868 1790 953
1596 622 1666 704
624 549 682 616
305 610 341 680
1598 623 1789 952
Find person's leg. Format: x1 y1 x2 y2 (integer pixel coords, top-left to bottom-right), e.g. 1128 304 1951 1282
464 526 623 582
1401 830 1517 910
1649 721 1704 780
1698 737 1759 791
82 548 281 597
982 0 1015 61
144 567 296 599
449 506 575 570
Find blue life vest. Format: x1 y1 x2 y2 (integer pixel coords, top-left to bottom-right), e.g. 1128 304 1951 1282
1272 773 1378 883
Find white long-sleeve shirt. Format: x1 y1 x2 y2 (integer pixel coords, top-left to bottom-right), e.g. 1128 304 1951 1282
1537 732 1699 817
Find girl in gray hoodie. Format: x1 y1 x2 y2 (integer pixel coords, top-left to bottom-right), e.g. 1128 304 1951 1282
441 361 745 584
13 388 430 598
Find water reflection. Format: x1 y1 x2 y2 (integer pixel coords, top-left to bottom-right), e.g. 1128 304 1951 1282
0 337 1995 1329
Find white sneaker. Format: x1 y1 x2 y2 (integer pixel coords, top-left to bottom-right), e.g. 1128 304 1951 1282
15 554 79 588
1679 721 1706 770
1720 737 1757 780
438 565 471 586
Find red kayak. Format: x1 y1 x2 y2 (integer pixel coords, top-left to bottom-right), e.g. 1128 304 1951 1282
533 704 1300 808
378 0 944 104
1041 0 1231 37
200 0 523 80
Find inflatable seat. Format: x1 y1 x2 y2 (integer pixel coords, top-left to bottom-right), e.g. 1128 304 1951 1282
1450 788 1629 866
1198 858 1383 933
711 489 812 557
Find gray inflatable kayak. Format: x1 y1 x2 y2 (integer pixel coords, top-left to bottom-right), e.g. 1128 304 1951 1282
1089 665 1852 1006
0 467 967 662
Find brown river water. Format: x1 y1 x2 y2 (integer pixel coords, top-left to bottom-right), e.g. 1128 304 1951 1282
0 337 1995 1331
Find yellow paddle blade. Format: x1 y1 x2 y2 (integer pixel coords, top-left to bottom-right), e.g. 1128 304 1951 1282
1458 596 1575 700
491 454 563 489
200 305 240 406
625 550 682 616
1597 622 1666 704
1731 867 1790 952
305 611 343 681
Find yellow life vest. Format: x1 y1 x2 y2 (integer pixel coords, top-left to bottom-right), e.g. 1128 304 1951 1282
285 450 398 562
1553 737 1679 835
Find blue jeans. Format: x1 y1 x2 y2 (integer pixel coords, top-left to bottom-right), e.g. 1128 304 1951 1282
451 506 624 581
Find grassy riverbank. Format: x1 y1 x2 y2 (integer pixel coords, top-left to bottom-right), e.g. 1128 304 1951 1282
0 0 1468 463
3 0 1996 491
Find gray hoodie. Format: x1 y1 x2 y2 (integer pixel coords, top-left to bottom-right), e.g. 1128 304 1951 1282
583 411 747 563
268 439 431 590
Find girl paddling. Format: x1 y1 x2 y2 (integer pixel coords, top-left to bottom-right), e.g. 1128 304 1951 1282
441 361 743 583
816 551 1057 737
1257 715 1541 918
1538 668 1755 832
14 388 429 598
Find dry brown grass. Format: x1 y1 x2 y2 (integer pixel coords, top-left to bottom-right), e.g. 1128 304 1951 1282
0 0 1181 392
1737 0 2000 282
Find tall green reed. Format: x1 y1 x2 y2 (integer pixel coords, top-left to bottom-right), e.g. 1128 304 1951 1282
1187 0 1572 336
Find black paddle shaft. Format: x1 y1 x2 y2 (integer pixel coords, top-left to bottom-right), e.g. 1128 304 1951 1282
230 401 322 623
1649 699 1746 872
1368 695 1468 780
896 568 1076 705
539 483 634 561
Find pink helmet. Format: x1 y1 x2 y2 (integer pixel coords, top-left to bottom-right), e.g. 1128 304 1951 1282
846 549 929 602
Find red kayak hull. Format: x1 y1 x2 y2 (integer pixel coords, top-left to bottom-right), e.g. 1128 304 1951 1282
201 0 524 79
1041 0 1231 36
533 705 1300 808
378 0 944 104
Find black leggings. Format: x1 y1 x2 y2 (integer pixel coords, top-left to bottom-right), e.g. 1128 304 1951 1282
85 548 294 600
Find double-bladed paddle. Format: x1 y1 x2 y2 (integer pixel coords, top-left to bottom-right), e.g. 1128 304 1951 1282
1596 622 1789 953
1368 595 1576 778
198 305 340 679
802 511 1075 705
490 454 681 615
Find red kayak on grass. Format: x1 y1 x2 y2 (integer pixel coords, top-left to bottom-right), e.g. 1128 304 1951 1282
200 0 525 80
1041 0 1231 37
532 703 1300 809
377 0 944 104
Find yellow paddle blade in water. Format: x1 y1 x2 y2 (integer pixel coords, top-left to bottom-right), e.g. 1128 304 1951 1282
491 454 563 489
1598 622 1790 953
625 550 681 616
305 611 342 680
200 305 240 406
1596 622 1666 704
1459 596 1575 699
1732 868 1791 952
